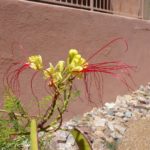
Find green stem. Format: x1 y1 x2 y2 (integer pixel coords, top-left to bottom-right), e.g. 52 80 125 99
0 109 40 119
30 119 38 150
41 82 72 131
38 89 59 129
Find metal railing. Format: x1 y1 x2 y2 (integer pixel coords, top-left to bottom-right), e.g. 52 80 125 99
33 0 144 19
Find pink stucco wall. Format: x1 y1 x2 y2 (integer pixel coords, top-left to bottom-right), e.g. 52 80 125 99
112 0 142 17
0 0 150 120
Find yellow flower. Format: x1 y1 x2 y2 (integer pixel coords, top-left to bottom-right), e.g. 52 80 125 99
43 61 64 83
28 55 43 70
69 49 78 58
43 63 54 79
72 66 83 71
67 49 78 64
55 61 65 72
53 72 63 83
67 49 87 72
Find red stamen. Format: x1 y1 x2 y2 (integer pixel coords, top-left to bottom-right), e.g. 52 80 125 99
86 37 128 62
30 71 41 115
78 38 135 103
4 63 30 97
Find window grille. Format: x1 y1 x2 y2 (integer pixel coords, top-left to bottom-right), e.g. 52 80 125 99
27 0 144 19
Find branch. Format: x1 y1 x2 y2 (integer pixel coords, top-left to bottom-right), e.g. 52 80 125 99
0 109 40 119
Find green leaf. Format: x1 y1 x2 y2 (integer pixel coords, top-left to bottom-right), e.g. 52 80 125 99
42 95 52 101
40 95 53 109
30 119 38 150
106 140 118 150
70 128 92 150
4 90 25 115
70 90 80 101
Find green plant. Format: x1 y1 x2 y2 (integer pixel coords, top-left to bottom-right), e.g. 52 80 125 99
30 119 38 150
106 140 118 150
0 37 134 149
71 128 92 150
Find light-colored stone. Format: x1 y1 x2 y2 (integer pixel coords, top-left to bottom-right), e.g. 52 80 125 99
94 130 105 138
124 111 132 118
93 118 107 127
107 122 115 131
105 136 114 144
110 131 123 139
114 125 126 135
105 102 116 109
92 139 105 150
56 130 69 142
66 134 76 146
115 112 124 117
107 110 115 116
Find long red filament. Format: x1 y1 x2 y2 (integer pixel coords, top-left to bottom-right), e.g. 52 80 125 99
86 37 128 62
78 38 135 103
30 71 41 115
4 63 30 97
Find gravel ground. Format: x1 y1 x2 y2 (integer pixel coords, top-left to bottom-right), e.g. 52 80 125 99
23 83 150 150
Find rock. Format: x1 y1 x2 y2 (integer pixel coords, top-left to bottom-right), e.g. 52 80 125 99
128 99 138 106
139 108 148 114
135 89 145 95
107 122 115 131
92 139 105 150
116 96 127 107
123 117 129 121
115 112 124 118
124 95 132 101
137 96 146 101
45 131 79 150
105 115 115 121
94 130 105 138
110 131 123 139
56 130 70 142
105 102 116 109
21 139 30 150
124 111 132 118
44 137 58 150
114 125 126 135
139 99 149 104
38 131 45 138
107 109 115 116
146 83 150 91
90 107 100 116
105 136 114 143
66 134 77 146
139 85 145 91
57 141 79 150
132 111 142 120
93 118 107 127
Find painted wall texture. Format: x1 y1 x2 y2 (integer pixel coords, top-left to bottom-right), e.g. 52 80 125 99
112 0 142 17
0 0 150 120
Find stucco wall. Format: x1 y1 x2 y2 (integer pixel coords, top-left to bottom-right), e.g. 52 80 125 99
112 0 142 17
0 0 150 120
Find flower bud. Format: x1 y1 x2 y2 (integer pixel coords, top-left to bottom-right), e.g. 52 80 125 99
28 55 43 70
56 61 65 72
43 63 55 78
69 49 78 58
72 66 83 71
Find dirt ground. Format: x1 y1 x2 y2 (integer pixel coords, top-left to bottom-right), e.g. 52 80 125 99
118 119 150 150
